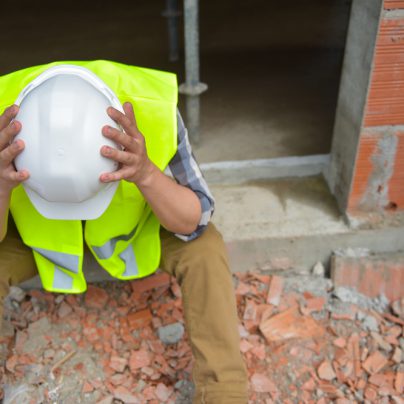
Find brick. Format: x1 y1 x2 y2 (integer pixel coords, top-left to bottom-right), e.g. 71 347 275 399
109 356 128 373
112 386 139 403
300 296 326 315
266 275 283 306
364 386 378 401
384 0 404 9
317 360 336 381
259 307 325 343
330 252 404 301
333 337 347 349
392 298 404 319
130 273 171 294
365 19 404 127
6 355 18 372
240 339 253 353
84 285 109 309
396 369 404 394
362 351 389 375
127 309 152 329
129 349 151 371
250 373 279 396
393 347 402 364
96 396 114 404
82 381 94 393
154 383 173 402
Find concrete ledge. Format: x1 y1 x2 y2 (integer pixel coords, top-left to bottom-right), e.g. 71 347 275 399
200 154 330 184
226 225 404 273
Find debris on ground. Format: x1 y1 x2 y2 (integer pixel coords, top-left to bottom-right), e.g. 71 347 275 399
0 269 403 403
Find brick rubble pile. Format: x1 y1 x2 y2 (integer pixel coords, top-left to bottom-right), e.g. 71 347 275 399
0 269 403 403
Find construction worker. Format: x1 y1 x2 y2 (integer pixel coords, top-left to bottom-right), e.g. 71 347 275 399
0 61 248 403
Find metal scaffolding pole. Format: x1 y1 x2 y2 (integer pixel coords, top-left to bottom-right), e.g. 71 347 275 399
179 0 207 144
162 0 181 62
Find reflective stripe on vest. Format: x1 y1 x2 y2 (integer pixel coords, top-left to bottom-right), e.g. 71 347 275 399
33 247 80 273
54 266 74 290
92 226 137 260
119 245 139 277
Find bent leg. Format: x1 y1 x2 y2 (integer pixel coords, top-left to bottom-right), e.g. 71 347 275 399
160 223 248 403
0 217 37 329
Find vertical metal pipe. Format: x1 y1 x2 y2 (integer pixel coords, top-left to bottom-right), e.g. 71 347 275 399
184 0 199 87
179 0 207 144
164 0 180 62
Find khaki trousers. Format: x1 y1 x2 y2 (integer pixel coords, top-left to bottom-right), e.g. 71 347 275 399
0 219 248 403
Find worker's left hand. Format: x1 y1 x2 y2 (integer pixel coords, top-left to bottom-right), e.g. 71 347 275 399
99 102 155 186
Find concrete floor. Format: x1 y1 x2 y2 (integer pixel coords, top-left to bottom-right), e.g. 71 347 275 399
0 0 352 163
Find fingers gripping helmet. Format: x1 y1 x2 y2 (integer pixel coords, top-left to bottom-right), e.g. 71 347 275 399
14 65 123 220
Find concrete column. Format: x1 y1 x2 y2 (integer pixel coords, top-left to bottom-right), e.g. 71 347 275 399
328 0 404 218
326 0 383 212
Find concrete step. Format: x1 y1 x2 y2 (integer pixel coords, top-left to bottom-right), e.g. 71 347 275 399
211 175 404 272
20 174 404 290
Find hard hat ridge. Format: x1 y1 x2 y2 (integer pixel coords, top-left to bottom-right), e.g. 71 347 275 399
14 65 123 220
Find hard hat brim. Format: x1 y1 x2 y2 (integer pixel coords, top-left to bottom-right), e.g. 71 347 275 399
25 181 120 220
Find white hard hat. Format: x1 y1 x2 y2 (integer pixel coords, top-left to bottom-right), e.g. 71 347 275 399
14 65 123 220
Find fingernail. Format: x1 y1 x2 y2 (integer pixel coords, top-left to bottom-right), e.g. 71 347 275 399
103 146 111 155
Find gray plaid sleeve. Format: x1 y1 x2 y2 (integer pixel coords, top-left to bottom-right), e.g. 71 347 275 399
164 110 215 241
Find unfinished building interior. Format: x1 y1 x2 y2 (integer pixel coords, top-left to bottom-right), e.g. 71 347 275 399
1 0 403 274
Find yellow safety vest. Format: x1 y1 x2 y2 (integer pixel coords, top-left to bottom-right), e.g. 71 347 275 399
0 60 178 293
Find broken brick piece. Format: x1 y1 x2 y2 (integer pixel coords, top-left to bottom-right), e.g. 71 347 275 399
84 285 109 309
395 369 404 394
129 349 151 371
266 275 283 306
259 306 325 342
364 386 378 401
333 337 346 348
130 273 171 294
155 383 173 402
82 381 94 393
317 360 336 381
127 309 152 329
240 339 254 353
250 373 279 395
362 351 389 375
109 356 128 373
112 386 139 403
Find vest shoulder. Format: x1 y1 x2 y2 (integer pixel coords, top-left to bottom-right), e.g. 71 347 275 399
0 60 178 113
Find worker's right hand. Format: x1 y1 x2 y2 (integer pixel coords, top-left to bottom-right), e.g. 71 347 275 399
0 105 29 194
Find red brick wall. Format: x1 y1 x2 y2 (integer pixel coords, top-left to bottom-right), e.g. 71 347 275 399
348 3 404 213
384 0 404 9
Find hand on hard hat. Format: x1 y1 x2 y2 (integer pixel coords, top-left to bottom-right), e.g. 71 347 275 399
100 102 155 187
0 105 29 193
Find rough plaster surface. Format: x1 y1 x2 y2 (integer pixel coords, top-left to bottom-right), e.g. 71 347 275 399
360 131 398 210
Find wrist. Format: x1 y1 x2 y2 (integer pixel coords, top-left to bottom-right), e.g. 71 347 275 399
0 183 13 199
134 160 159 189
